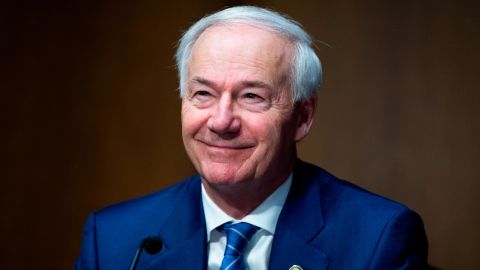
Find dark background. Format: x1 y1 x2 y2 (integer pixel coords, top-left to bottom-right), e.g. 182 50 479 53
2 0 479 269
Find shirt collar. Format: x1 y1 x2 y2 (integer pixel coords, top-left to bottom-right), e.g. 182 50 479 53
202 174 292 241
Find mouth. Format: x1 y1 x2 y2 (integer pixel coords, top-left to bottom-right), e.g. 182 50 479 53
197 139 255 150
192 137 256 163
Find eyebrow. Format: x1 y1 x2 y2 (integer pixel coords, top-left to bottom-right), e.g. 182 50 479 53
190 76 273 91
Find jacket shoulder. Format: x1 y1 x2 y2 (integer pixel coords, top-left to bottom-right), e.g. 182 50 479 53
75 176 201 270
295 160 413 216
94 175 200 228
294 160 428 269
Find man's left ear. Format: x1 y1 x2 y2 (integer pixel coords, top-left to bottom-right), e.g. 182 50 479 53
294 95 317 142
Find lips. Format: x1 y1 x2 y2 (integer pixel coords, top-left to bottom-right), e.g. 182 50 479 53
198 139 255 150
193 133 255 149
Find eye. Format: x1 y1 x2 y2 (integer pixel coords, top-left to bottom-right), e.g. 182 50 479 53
242 92 264 102
245 93 259 99
191 90 215 101
195 90 212 97
189 89 215 107
239 91 270 110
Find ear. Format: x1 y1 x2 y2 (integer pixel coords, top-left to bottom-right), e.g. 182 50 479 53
294 95 317 142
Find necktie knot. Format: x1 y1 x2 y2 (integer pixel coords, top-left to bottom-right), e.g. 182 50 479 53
219 222 259 270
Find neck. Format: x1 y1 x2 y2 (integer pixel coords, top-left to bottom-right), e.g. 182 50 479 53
202 166 294 219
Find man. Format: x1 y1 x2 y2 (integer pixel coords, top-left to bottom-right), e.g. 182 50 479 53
76 6 428 270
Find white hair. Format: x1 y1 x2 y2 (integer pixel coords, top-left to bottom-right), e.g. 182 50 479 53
175 6 322 102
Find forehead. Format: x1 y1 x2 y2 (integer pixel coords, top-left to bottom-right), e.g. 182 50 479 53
188 24 293 83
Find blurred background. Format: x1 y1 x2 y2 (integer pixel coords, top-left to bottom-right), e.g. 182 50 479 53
2 0 479 269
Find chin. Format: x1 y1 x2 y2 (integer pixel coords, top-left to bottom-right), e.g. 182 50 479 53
200 162 252 186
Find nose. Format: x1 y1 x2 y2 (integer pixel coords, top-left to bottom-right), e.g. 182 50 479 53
207 95 240 136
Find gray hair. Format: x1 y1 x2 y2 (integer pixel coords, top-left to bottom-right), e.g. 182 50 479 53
175 6 322 102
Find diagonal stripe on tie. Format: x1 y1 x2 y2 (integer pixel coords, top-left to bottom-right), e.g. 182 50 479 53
219 222 259 270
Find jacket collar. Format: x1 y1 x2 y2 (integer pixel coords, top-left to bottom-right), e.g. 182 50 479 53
144 176 207 270
268 159 330 269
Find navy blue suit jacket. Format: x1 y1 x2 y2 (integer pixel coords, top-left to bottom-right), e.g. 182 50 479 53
75 160 428 269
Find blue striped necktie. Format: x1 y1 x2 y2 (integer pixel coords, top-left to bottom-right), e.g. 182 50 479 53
219 222 259 270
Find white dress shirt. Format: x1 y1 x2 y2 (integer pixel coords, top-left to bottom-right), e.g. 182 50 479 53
201 175 292 270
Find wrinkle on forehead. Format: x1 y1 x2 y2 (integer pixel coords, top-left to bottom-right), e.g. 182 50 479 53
188 24 294 95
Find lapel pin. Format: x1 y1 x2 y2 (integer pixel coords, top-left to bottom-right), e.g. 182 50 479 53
289 265 303 270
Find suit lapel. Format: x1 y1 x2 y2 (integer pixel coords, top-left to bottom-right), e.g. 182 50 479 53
268 160 330 270
144 177 207 270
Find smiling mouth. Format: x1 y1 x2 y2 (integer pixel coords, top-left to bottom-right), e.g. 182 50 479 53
197 139 254 150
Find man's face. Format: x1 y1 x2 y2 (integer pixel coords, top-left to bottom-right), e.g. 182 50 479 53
181 25 313 190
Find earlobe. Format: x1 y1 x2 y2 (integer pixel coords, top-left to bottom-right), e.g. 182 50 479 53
294 95 317 142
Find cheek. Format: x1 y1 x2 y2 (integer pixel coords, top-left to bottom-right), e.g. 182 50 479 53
243 114 282 144
181 105 207 135
245 110 298 151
